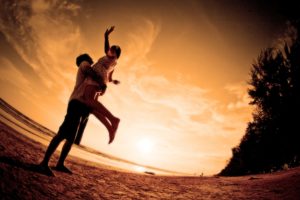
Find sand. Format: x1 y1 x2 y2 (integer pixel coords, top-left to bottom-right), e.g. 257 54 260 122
1 121 300 200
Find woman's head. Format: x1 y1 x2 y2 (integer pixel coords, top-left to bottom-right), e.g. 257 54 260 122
108 45 121 59
76 53 94 67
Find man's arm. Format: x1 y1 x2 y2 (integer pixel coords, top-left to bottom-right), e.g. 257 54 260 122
84 67 100 81
104 26 114 54
80 63 104 85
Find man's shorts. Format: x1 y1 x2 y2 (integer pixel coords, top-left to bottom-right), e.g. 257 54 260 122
56 100 90 142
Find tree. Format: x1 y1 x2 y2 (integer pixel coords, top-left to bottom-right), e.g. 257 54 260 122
220 23 300 176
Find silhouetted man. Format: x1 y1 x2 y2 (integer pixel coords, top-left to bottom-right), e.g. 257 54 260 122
39 54 100 176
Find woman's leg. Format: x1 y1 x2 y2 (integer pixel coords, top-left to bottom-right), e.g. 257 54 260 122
84 85 120 143
92 109 119 143
90 100 119 125
92 109 113 133
88 92 120 144
84 85 120 128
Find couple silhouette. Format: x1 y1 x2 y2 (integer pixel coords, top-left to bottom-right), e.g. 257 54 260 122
39 26 121 176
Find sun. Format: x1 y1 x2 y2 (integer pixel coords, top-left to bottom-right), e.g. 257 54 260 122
137 138 154 154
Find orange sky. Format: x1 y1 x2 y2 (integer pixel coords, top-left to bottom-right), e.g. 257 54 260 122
0 0 289 175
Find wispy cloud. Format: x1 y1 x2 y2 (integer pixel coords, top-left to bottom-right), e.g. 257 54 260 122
0 57 31 89
225 82 251 110
0 0 86 129
0 0 83 93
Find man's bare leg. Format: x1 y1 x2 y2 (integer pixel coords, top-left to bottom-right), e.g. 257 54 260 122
39 135 64 176
74 116 88 145
54 141 73 174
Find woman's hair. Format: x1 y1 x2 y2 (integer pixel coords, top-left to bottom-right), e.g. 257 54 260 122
76 53 94 67
110 45 121 59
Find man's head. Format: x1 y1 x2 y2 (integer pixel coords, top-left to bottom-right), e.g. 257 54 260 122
108 45 121 59
76 53 94 67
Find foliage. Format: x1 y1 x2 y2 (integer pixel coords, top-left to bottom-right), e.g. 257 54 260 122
220 22 300 176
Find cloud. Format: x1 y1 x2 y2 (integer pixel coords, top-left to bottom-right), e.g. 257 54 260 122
0 57 31 89
225 82 251 110
121 19 161 75
0 0 88 130
131 75 210 115
0 0 83 93
32 0 80 15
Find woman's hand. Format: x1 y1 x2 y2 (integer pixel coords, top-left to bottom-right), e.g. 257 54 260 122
99 89 106 96
105 26 115 37
112 80 120 85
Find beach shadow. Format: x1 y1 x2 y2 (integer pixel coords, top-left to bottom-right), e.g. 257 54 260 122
0 156 53 177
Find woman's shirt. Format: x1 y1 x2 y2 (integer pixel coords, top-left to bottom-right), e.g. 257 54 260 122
84 55 117 87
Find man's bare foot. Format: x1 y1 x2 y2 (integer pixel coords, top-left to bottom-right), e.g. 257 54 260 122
53 164 73 174
108 118 120 144
39 163 55 177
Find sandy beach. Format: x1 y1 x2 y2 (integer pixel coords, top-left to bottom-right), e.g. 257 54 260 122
1 120 300 200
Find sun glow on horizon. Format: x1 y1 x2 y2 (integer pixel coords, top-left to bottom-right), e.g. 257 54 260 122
134 165 146 173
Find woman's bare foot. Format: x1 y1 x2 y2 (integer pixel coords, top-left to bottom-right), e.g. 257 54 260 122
108 118 120 144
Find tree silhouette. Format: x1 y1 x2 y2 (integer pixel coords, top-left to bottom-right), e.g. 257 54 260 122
220 22 300 176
